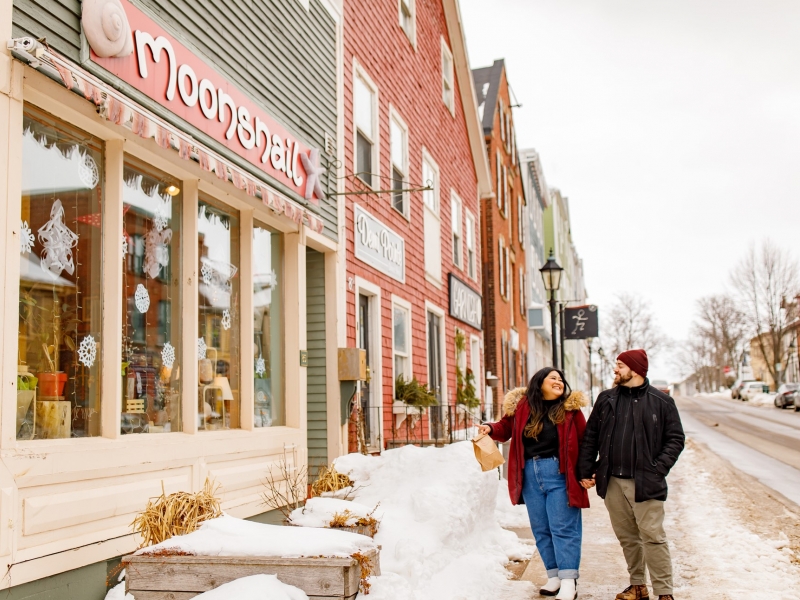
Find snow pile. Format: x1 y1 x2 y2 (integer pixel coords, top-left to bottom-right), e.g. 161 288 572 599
134 514 376 558
193 575 309 600
334 441 534 600
669 447 800 598
494 480 530 529
104 583 134 600
748 392 777 406
288 497 381 529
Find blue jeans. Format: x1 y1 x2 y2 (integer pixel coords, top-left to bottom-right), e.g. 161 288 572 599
521 456 582 580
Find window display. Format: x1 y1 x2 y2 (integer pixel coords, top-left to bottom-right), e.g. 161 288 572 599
253 224 284 427
121 157 182 434
198 197 240 430
18 106 103 439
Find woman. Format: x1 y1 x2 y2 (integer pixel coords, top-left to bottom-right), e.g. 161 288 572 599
479 367 590 600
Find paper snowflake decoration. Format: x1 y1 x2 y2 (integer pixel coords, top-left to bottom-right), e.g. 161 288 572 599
197 337 207 360
78 335 97 368
122 234 128 256
255 357 266 377
153 204 169 232
38 199 79 278
221 309 232 331
161 342 176 369
78 153 99 189
20 220 35 255
134 284 150 313
201 262 213 286
144 227 172 279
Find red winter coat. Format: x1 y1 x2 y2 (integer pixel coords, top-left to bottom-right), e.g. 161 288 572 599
488 388 590 509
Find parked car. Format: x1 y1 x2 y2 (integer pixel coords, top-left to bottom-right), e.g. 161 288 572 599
651 379 671 395
731 378 755 399
774 383 800 409
740 381 769 401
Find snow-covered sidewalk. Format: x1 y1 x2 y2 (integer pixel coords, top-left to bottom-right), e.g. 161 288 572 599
520 439 800 600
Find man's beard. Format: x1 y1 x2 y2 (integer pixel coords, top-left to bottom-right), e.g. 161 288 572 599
614 371 634 386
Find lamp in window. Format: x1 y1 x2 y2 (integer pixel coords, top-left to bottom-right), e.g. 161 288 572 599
539 249 563 368
201 376 233 429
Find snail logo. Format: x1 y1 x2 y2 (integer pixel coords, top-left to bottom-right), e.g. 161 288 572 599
82 0 134 58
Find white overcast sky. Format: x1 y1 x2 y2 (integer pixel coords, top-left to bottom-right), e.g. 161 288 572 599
461 0 800 381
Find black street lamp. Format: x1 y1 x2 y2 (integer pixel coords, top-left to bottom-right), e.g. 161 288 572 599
540 249 563 368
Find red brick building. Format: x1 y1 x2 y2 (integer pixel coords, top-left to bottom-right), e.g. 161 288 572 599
472 60 528 417
342 0 492 450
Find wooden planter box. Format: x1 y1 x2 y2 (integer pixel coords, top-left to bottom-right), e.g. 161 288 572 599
123 547 380 600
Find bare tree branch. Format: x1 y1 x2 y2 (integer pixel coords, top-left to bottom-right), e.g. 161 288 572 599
603 292 669 359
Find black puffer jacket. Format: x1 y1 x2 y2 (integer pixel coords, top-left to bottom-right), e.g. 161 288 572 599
576 383 685 502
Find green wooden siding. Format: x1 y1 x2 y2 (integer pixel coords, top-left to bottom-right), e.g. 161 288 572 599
306 248 328 469
11 0 338 239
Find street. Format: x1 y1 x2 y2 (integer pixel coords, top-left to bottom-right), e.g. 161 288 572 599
514 394 800 599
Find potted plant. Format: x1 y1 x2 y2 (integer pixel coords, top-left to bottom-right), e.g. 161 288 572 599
393 374 438 429
16 370 38 439
20 288 78 397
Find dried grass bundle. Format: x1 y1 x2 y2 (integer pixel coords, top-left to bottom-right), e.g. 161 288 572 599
132 478 222 548
328 505 381 538
311 463 354 497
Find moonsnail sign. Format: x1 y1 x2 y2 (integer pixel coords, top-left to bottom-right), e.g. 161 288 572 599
87 0 323 203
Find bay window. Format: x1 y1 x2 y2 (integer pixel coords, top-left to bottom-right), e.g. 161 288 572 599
18 106 104 440
198 198 241 430
253 223 284 427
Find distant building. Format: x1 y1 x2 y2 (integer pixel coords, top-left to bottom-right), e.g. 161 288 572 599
519 149 553 376
343 0 492 449
472 59 528 415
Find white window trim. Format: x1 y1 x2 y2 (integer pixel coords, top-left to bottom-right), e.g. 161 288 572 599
498 237 506 298
502 165 508 217
499 98 505 142
391 294 413 392
469 334 482 400
388 104 410 220
495 150 502 210
441 37 455 116
354 276 383 452
352 60 380 190
465 209 476 281
421 146 440 216
450 190 463 269
398 0 416 48
424 300 448 428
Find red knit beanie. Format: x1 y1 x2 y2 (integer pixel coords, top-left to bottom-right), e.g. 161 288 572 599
617 349 649 378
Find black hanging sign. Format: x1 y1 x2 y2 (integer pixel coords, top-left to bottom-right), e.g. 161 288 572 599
564 305 599 339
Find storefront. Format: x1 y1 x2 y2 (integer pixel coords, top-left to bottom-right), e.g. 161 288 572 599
1 0 342 593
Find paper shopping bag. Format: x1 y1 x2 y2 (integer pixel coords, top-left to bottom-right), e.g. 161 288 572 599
471 433 505 472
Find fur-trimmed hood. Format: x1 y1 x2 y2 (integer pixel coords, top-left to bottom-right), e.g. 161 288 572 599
502 387 588 417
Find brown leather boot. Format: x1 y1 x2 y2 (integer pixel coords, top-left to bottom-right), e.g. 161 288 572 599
615 585 650 600
658 596 674 600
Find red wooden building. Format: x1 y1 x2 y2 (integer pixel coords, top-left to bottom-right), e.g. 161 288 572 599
342 0 492 450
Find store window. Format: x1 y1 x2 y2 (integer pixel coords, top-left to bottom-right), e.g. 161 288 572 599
198 197 240 430
121 157 183 434
253 223 284 427
354 74 376 187
18 106 103 440
393 303 411 381
469 336 481 400
390 112 408 216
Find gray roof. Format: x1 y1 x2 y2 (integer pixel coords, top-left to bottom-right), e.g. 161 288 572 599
471 59 505 135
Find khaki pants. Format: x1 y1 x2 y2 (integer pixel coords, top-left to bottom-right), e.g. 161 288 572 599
604 477 673 596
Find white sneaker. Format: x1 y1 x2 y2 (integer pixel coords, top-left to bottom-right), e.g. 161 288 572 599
555 578 576 600
539 577 561 596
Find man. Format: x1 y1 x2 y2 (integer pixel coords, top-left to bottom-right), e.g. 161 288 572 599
576 349 684 600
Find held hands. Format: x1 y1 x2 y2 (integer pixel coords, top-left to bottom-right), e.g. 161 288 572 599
580 477 596 490
478 424 492 436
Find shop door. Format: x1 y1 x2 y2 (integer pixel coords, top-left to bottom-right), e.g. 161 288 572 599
357 294 375 446
427 311 444 440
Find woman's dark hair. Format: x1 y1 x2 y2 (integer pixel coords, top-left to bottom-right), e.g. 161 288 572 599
523 367 571 439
